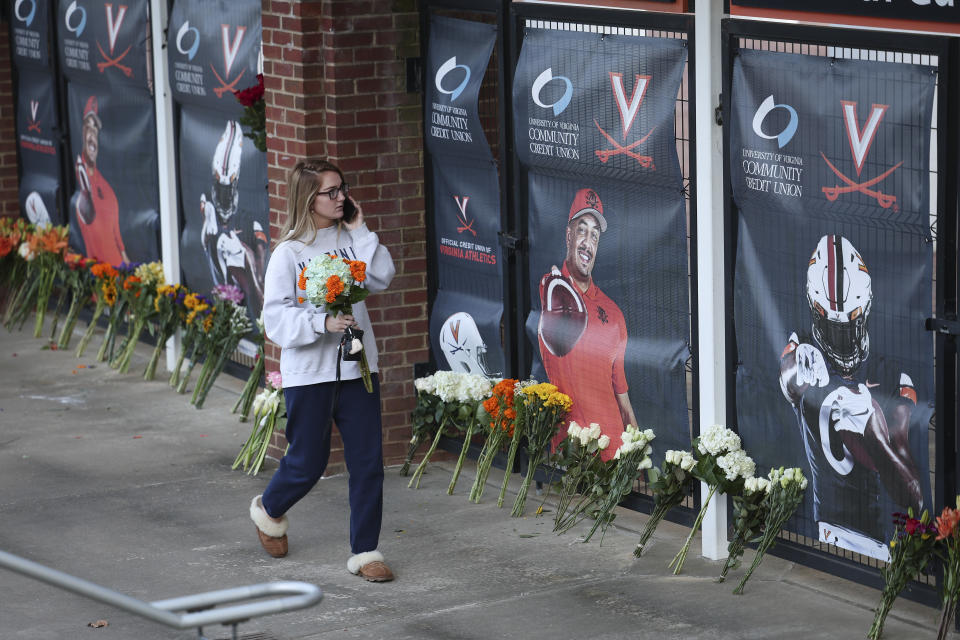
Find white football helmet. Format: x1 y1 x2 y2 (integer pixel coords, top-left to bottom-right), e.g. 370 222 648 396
439 311 499 378
210 120 243 224
806 234 872 376
24 191 51 228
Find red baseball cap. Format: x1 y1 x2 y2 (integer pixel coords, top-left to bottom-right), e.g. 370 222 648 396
83 95 102 129
567 188 606 232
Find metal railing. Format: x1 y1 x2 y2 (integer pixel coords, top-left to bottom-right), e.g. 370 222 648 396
0 549 322 640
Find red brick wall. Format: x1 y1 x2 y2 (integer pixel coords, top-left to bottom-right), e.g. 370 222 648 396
0 18 20 218
262 0 426 474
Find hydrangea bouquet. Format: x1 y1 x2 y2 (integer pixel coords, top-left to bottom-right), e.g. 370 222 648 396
669 425 755 575
298 253 372 392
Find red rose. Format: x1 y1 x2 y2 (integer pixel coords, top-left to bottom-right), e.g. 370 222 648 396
905 518 920 536
234 74 265 107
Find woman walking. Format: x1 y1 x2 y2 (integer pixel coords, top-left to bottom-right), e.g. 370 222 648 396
249 159 396 581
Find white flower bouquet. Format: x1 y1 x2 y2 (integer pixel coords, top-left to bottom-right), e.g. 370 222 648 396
733 467 808 594
717 475 771 582
634 448 697 557
550 421 613 535
669 425 755 575
232 371 286 476
580 425 656 544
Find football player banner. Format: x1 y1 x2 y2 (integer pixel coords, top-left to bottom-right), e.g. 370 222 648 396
16 70 62 228
178 106 269 330
66 82 160 264
10 0 52 67
168 0 262 113
424 15 497 162
513 29 686 187
56 0 151 89
428 158 505 378
730 49 935 561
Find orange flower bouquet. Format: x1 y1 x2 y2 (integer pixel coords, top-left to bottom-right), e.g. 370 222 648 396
56 252 97 349
76 261 119 357
26 226 68 338
469 379 518 503
935 498 960 640
299 253 373 392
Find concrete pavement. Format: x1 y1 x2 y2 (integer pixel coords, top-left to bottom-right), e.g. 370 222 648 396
0 323 948 639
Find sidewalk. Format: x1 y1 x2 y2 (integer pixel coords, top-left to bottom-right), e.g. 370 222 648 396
0 325 948 639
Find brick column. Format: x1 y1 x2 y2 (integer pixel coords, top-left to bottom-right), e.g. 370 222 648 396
262 0 426 473
0 17 19 218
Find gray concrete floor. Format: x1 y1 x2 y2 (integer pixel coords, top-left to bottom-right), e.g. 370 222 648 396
0 322 950 639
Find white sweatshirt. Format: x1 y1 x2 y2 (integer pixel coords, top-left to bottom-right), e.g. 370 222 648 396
262 223 396 388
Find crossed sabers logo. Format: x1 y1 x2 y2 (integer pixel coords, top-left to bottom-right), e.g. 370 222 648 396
594 72 656 168
96 4 133 77
453 196 476 236
211 25 247 98
820 101 901 210
27 100 41 133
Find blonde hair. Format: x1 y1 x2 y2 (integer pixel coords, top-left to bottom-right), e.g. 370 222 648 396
275 159 346 247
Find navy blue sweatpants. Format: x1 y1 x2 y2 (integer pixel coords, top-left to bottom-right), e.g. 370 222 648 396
261 375 383 555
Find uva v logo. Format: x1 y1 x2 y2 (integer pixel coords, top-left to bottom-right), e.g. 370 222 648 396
454 196 476 236
211 25 247 98
27 100 41 133
594 72 655 169
820 100 901 210
96 4 133 77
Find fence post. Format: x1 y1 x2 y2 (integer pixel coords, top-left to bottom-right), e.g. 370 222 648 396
694 0 727 561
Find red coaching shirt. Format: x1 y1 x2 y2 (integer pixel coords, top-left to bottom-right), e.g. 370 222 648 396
539 263 629 461
77 164 125 266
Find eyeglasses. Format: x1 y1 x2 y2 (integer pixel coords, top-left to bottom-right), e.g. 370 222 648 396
316 183 349 201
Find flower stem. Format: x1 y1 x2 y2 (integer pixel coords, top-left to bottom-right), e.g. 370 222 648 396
511 451 543 518
75 302 104 358
57 293 83 350
936 596 957 640
496 430 522 507
399 435 421 477
635 500 673 557
408 422 445 489
717 536 746 582
669 484 717 575
447 421 476 495
866 593 894 640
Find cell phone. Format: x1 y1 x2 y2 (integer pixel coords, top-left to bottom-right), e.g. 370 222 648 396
342 197 357 223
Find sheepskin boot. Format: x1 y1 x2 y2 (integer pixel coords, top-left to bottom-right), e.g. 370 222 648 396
347 550 394 582
250 495 288 558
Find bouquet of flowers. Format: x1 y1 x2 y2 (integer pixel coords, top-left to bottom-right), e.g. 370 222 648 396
717 474 772 582
172 292 215 392
56 252 96 349
144 283 187 381
191 285 251 408
509 382 572 517
494 380 541 507
111 261 165 373
298 253 373 392
29 226 68 338
670 425 755 575
634 449 697 557
402 374 442 476
0 218 27 321
234 73 266 152
469 378 518 503
551 422 612 534
96 262 135 363
405 371 490 489
233 371 286 476
445 373 494 495
865 508 935 638
76 262 119 357
580 425 655 544
935 498 960 640
734 467 809 595
233 314 266 420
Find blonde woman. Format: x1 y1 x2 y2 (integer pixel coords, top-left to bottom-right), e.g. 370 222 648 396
249 159 396 581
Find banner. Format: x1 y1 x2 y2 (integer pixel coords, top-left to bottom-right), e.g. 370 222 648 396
56 0 151 89
513 29 686 186
16 70 62 227
514 30 690 461
10 0 51 67
424 16 496 161
428 158 504 377
731 49 935 560
177 106 269 325
168 0 262 113
66 82 160 263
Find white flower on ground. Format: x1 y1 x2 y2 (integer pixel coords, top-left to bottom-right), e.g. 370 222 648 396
597 435 611 450
697 424 742 457
567 421 582 439
716 449 756 482
637 457 652 471
679 451 696 472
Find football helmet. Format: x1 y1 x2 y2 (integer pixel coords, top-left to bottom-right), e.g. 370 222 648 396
806 234 872 376
439 311 498 377
210 120 243 224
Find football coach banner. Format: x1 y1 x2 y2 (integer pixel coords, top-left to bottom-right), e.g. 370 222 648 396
10 0 51 67
730 49 935 561
168 0 261 113
513 29 686 186
425 16 496 162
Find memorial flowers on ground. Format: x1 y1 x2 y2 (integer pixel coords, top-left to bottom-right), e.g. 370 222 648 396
670 425 754 575
76 261 119 357
233 370 285 476
511 382 572 517
234 313 267 421
717 474 771 582
56 252 96 350
634 448 697 557
550 421 612 534
191 285 252 409
469 378 518 502
935 498 960 640
144 283 187 381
